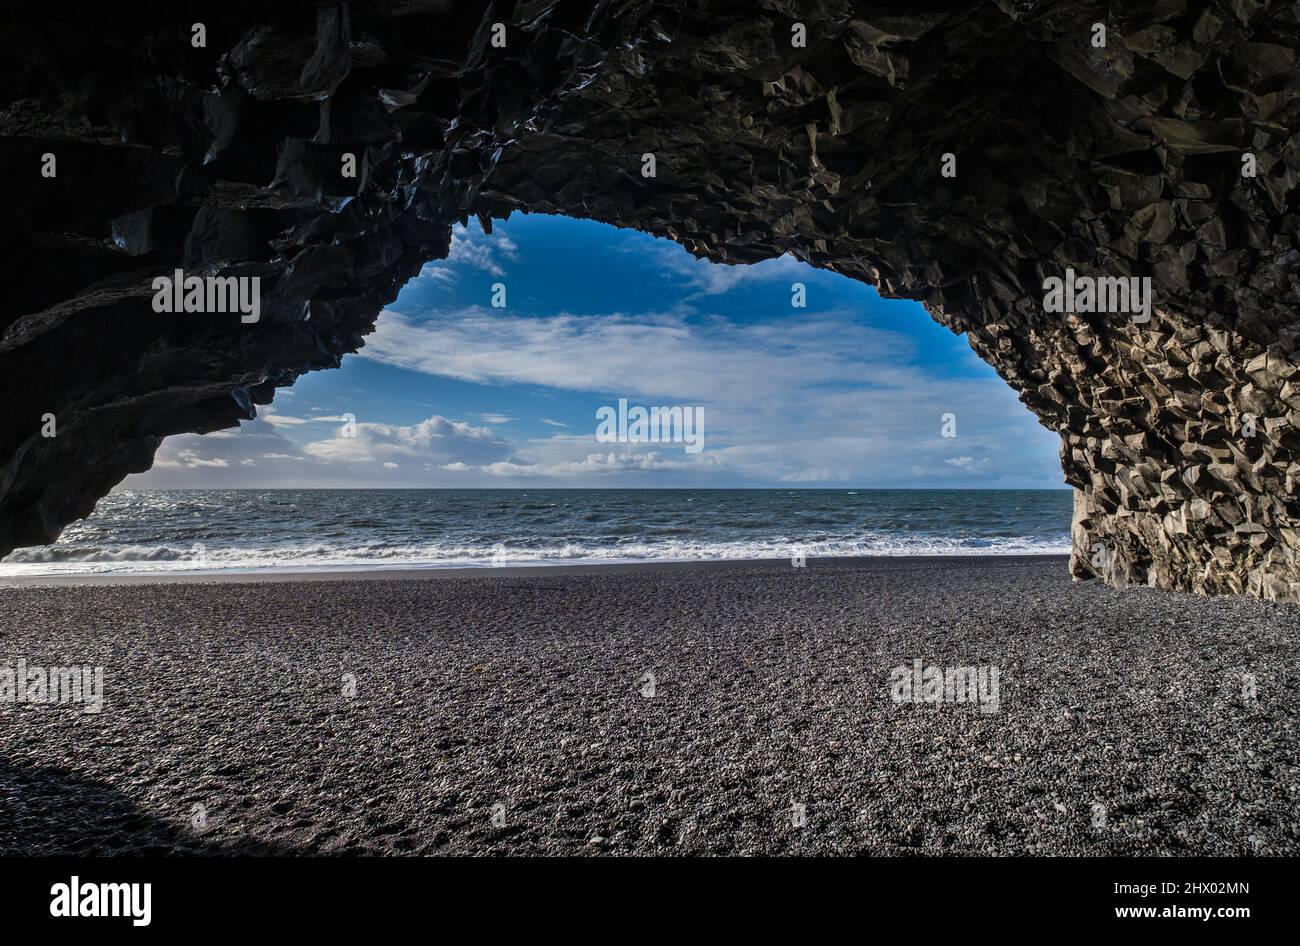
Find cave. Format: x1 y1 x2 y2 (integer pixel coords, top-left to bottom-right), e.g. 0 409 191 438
1 0 1297 601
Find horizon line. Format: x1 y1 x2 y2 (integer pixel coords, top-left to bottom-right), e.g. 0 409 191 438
111 485 1074 492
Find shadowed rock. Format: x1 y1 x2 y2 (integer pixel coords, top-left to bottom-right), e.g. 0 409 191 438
0 0 1297 600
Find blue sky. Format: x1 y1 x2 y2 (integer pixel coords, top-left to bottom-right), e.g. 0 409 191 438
124 214 1064 489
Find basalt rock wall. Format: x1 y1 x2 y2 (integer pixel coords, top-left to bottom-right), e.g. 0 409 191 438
0 1 1297 600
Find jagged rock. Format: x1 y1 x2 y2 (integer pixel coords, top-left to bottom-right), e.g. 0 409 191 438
0 0 1297 601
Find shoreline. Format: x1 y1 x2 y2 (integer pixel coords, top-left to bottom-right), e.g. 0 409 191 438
0 553 1071 586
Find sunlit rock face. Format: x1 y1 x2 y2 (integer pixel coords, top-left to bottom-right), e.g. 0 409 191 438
0 1 1297 600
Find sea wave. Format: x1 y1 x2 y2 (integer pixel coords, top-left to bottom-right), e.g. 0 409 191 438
0 534 1070 577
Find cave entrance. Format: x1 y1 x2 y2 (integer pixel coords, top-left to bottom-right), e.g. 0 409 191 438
1 215 1067 577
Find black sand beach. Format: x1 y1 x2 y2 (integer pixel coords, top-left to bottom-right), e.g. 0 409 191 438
1 556 1296 856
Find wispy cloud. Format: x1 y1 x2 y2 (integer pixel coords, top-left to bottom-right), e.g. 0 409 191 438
638 241 813 297
357 306 914 402
420 221 520 283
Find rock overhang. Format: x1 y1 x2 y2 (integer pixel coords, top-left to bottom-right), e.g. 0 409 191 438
0 0 1296 599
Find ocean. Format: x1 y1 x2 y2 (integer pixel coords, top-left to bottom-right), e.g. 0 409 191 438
0 488 1073 576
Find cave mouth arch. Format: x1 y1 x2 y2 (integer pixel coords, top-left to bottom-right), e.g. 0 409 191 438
0 213 1072 576
0 2 1297 600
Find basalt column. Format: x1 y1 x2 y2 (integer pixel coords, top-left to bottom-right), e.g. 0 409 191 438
0 1 1297 600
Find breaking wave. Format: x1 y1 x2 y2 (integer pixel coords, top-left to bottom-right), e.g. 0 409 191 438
0 488 1072 577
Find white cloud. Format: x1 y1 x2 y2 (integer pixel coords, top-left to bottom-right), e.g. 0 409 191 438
358 306 914 404
261 403 344 428
420 221 521 282
342 301 1060 485
479 444 723 478
168 450 228 469
125 414 512 488
302 415 511 467
642 242 812 296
